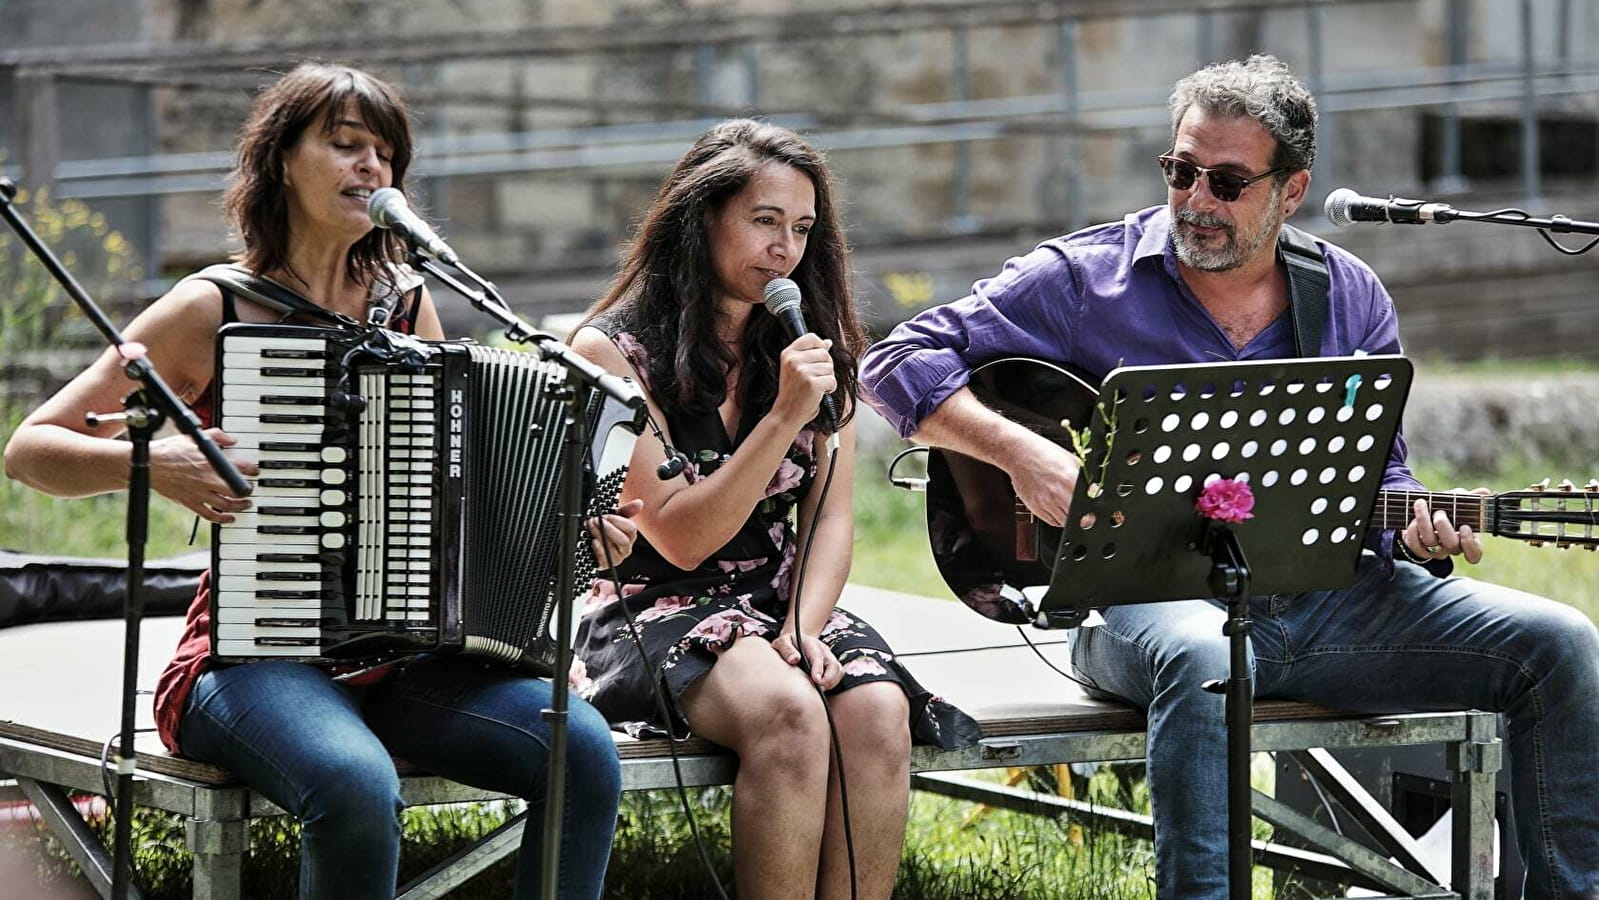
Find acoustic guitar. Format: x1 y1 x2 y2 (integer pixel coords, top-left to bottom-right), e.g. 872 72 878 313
919 357 1599 624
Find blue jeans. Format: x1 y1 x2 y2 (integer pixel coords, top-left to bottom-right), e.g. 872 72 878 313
180 655 621 900
1070 554 1599 900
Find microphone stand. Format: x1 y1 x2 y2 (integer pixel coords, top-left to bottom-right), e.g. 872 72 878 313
1427 204 1599 235
0 176 250 900
1378 197 1599 249
407 251 640 900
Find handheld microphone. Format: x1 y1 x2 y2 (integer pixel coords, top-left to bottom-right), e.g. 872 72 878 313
367 187 460 265
1324 187 1456 227
656 451 689 480
762 278 838 430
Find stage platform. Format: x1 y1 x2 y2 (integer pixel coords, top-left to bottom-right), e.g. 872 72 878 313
0 582 1499 899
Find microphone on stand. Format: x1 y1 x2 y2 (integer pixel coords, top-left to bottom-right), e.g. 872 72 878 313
367 187 461 265
1324 187 1457 227
762 278 838 431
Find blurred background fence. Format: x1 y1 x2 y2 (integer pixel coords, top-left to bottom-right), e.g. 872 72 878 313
2 0 1598 369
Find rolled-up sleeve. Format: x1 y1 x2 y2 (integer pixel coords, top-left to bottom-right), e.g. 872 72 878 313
861 247 1078 437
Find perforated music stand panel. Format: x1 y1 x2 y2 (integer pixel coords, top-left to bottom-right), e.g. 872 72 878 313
1040 355 1412 622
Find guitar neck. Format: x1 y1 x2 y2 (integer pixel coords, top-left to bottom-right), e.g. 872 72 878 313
1372 489 1486 532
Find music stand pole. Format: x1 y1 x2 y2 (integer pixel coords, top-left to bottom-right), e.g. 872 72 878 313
0 175 249 900
1202 525 1254 898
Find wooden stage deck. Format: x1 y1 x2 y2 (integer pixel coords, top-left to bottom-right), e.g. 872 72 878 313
0 583 1500 899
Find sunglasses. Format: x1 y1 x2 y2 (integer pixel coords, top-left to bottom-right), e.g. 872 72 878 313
1157 155 1285 202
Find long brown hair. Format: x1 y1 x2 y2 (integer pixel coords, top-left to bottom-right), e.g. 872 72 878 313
224 61 415 290
584 119 865 432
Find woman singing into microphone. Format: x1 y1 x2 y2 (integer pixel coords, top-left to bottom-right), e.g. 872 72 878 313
567 119 979 900
4 62 633 899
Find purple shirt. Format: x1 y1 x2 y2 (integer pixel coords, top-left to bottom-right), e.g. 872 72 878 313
861 203 1425 499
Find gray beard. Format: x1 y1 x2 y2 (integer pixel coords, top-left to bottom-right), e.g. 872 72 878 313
1172 195 1285 272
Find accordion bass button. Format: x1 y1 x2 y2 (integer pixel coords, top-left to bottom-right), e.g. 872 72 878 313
322 447 348 464
322 469 347 485
322 533 346 550
321 511 347 528
321 489 346 505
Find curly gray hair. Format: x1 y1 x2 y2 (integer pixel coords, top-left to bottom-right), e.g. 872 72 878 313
1169 54 1317 174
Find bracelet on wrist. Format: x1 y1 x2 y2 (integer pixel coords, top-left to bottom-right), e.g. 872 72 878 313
1394 534 1428 564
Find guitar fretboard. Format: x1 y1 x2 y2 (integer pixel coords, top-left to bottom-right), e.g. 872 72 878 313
1371 490 1486 531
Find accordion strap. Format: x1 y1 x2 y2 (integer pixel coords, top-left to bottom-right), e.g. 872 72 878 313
184 263 360 329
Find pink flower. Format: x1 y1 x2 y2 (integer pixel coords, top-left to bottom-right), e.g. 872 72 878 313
1196 478 1255 524
686 609 767 649
580 578 644 616
715 558 764 575
766 458 804 496
773 543 795 599
613 333 649 370
567 657 594 698
841 657 888 678
634 594 697 624
820 610 851 637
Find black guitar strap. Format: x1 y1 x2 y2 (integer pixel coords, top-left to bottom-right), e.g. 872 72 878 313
1278 223 1329 359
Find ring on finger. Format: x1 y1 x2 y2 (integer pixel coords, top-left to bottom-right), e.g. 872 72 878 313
1423 542 1444 554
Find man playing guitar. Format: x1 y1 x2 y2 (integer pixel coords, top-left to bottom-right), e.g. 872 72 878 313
861 55 1599 899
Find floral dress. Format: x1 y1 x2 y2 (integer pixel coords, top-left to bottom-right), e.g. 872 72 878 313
571 325 980 750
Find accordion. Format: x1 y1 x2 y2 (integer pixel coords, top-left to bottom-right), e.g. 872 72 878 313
209 323 643 675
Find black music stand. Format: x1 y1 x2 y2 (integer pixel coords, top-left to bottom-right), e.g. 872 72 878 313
1037 355 1412 900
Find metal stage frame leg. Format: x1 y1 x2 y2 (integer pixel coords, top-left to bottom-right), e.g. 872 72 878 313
395 811 526 900
911 712 1501 900
184 789 248 900
15 777 139 900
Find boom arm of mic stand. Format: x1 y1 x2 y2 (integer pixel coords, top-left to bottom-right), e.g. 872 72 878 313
0 177 250 496
1445 206 1599 234
412 255 645 410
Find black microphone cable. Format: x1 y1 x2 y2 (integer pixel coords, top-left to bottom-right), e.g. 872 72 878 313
98 714 158 888
1014 625 1098 693
786 428 860 900
593 519 734 900
605 415 858 899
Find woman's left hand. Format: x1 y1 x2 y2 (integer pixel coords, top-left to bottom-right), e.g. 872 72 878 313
588 498 645 567
773 631 842 690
